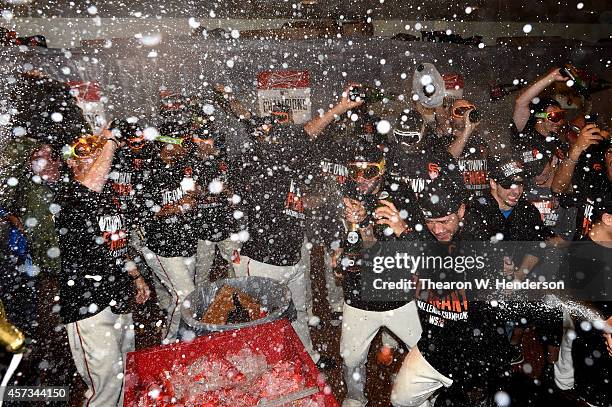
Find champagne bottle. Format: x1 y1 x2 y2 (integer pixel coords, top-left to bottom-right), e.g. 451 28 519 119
0 300 25 353
489 83 524 101
349 85 396 104
561 64 590 98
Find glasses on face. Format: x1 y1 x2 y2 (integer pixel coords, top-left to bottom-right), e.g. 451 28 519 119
348 161 385 180
497 179 524 189
127 136 145 150
452 105 475 118
63 136 106 160
535 110 565 123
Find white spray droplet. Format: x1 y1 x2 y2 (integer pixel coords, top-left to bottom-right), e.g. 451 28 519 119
376 120 391 134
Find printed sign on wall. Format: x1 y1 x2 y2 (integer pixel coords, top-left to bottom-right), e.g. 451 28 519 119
257 71 311 124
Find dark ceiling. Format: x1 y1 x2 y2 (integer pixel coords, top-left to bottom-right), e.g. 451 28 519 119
3 0 612 23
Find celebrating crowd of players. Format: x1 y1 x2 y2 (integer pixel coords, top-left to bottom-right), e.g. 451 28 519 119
1 63 611 407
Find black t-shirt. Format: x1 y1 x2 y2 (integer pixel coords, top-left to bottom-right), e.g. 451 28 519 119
413 241 508 386
55 181 132 324
464 195 546 267
525 184 576 240
237 126 315 266
386 141 467 200
457 134 490 197
559 147 610 240
510 121 563 178
340 182 413 312
464 195 546 242
306 135 353 246
139 159 198 257
103 147 153 226
192 153 238 242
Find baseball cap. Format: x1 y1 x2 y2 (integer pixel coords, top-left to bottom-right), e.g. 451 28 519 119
416 175 465 219
412 63 445 108
393 110 424 146
488 155 525 188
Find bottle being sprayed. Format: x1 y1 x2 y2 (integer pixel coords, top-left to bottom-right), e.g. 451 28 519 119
349 85 396 104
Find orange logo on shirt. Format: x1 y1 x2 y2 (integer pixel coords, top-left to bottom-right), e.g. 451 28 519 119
428 163 440 180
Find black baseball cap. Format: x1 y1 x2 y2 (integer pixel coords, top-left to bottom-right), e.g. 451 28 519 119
488 155 525 188
416 174 465 219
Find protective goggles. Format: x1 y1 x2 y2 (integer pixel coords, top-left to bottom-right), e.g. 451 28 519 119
452 105 475 118
393 129 422 145
535 110 565 123
63 135 106 159
127 136 145 150
347 161 385 180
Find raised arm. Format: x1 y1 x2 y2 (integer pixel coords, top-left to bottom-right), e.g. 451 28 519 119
77 130 120 193
513 68 569 132
551 124 605 193
303 84 364 139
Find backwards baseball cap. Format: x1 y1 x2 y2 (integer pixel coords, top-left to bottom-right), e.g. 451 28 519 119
416 175 465 219
393 110 424 146
488 155 525 188
412 63 445 109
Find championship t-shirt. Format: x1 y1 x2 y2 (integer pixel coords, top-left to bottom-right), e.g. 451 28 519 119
414 242 508 387
386 142 467 200
103 146 153 220
139 159 198 257
193 154 238 242
526 184 576 240
510 121 564 178
55 181 132 324
237 125 316 266
457 134 489 196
